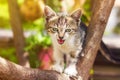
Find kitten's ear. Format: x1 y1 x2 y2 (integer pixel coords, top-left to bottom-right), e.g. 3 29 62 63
70 9 82 21
44 6 56 21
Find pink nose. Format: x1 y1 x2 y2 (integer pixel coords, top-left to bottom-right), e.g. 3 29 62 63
59 36 63 39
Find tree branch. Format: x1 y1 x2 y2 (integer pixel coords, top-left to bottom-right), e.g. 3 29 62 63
0 57 73 80
77 0 115 80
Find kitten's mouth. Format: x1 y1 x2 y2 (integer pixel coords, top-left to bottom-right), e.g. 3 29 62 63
57 39 65 44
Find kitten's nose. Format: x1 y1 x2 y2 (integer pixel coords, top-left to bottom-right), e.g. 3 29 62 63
59 36 63 39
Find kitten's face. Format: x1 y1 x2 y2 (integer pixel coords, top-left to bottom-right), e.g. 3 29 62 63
46 16 79 44
44 6 82 45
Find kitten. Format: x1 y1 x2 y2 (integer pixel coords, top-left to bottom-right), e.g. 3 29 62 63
44 6 85 76
44 6 120 76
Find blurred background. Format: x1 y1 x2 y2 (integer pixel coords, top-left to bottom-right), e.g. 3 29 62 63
0 0 120 80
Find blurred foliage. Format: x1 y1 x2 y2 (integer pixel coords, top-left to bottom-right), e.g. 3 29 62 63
0 0 16 63
28 49 40 68
113 23 120 34
45 0 61 12
90 69 94 75
24 18 51 68
20 0 43 21
17 0 24 5
0 0 10 28
0 0 24 28
0 48 18 63
82 0 91 24
25 18 51 51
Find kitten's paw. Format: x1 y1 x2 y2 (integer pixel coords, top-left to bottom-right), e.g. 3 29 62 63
62 74 71 80
50 65 63 73
64 64 78 76
63 74 83 80
70 76 83 80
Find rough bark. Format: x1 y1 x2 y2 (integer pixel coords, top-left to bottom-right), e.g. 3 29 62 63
0 57 72 80
77 0 115 80
7 0 30 67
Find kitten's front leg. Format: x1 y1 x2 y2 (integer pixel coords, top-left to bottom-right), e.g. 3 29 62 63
64 59 78 76
51 61 64 73
64 58 83 80
50 50 64 73
64 51 80 76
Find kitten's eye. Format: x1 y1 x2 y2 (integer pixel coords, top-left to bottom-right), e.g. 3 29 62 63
52 28 58 32
65 29 71 32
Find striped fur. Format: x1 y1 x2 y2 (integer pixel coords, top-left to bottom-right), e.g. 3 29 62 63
44 6 85 76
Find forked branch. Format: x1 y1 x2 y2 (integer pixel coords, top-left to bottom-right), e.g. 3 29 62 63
77 0 115 80
0 0 115 80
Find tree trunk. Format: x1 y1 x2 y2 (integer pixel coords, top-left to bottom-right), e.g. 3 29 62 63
7 0 30 67
77 0 115 80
